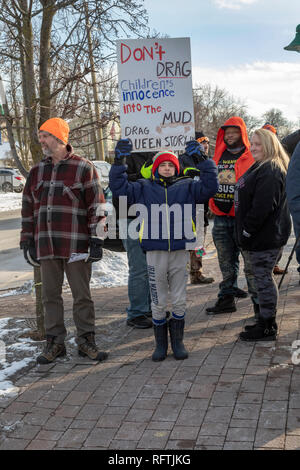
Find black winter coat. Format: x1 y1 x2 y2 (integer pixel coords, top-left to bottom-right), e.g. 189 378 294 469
234 161 291 251
179 151 210 226
112 151 155 220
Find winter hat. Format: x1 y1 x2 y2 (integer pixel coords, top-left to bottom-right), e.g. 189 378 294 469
196 131 209 144
152 151 180 176
39 117 70 144
262 122 277 134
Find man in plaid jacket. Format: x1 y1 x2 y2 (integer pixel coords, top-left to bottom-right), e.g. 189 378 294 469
20 117 108 364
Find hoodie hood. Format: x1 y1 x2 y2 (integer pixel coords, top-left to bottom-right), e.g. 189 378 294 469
214 116 251 162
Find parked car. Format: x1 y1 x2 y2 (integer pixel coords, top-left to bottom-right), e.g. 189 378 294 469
92 160 111 189
0 168 26 192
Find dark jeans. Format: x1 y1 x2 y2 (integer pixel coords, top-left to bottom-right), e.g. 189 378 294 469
212 215 258 304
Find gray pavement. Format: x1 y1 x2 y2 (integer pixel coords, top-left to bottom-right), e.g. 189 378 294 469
0 236 300 450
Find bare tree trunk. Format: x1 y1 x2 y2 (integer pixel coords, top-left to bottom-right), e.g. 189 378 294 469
39 1 56 126
0 91 29 177
84 1 105 160
19 1 41 164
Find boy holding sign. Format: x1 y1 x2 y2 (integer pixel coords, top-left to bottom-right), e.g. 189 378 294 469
109 139 218 361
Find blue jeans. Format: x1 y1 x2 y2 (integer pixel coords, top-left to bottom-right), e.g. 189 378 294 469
212 215 258 304
119 219 151 320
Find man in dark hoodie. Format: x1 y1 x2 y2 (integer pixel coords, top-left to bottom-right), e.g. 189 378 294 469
206 116 258 315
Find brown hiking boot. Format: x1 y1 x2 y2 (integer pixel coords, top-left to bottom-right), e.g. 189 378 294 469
78 333 108 361
190 273 214 284
37 336 66 365
273 265 286 275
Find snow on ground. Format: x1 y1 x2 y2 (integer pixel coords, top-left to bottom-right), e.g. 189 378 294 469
0 251 129 394
0 318 39 397
0 191 22 212
0 192 129 394
0 249 129 299
91 249 128 288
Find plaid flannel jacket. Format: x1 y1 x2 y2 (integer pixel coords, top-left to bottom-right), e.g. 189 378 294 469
21 147 106 259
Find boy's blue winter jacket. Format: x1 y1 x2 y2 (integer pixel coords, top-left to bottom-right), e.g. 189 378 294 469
109 159 218 252
286 141 300 236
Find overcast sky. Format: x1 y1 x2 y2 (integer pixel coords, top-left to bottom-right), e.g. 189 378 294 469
144 0 300 123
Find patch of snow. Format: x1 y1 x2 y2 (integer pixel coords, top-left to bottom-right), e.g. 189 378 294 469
90 249 128 288
0 280 34 298
0 192 22 212
0 318 38 397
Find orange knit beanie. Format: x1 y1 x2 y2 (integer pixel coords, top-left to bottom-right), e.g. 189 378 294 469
39 118 70 144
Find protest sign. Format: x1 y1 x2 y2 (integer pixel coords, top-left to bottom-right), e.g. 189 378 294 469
116 37 194 152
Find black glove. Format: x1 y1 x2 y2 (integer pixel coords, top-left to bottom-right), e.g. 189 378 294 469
185 140 207 163
114 139 132 165
183 167 201 178
20 239 40 267
86 237 104 262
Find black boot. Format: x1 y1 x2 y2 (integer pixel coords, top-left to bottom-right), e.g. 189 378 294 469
168 317 188 360
239 317 277 342
245 305 278 331
152 323 168 362
206 295 236 315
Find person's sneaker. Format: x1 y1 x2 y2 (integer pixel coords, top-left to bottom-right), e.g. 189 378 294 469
206 295 236 315
78 333 108 361
234 288 248 298
37 336 66 365
126 315 153 329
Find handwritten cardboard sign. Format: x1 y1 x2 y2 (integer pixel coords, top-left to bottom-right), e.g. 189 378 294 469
116 37 195 152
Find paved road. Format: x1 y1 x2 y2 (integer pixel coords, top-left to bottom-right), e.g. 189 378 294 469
0 210 33 291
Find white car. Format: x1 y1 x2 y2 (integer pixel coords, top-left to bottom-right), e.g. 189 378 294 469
0 167 26 192
92 160 111 189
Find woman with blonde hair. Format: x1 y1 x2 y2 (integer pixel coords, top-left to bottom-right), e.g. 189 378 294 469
234 128 291 341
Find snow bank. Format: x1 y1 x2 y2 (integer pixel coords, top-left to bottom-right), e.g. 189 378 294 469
90 249 128 288
0 318 38 397
0 192 22 212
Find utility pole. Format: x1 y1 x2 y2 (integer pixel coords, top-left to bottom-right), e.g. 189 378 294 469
84 2 105 161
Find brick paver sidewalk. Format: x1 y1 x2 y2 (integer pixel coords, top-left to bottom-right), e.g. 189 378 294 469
0 237 300 450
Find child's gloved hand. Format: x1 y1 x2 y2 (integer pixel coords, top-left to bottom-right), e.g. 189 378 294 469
185 140 207 162
114 139 132 165
183 167 201 178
